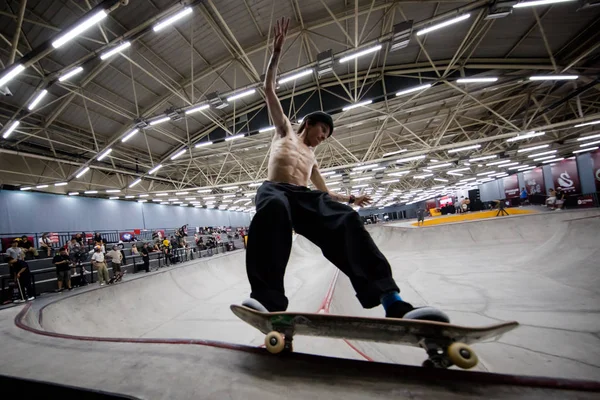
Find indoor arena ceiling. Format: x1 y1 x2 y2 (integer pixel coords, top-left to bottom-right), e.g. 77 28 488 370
0 0 599 211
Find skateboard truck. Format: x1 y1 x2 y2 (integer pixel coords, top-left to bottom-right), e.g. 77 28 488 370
419 338 478 369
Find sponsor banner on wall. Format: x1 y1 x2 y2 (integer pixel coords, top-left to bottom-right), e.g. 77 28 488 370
49 232 59 243
523 168 545 196
503 174 519 199
592 149 600 191
577 195 595 208
551 158 581 194
425 198 437 210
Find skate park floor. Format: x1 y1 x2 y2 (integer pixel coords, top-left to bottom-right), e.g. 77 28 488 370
1 209 599 399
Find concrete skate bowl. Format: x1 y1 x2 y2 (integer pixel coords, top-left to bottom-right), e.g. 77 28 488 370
22 209 600 379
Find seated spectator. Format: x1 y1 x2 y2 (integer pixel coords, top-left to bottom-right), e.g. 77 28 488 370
196 236 206 251
546 188 556 208
7 240 24 261
38 232 53 257
53 248 72 291
555 187 566 210
68 238 84 263
6 256 35 301
106 245 123 280
93 232 104 245
153 242 160 252
19 235 39 259
131 243 139 255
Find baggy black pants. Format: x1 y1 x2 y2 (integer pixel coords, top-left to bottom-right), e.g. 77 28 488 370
246 181 399 312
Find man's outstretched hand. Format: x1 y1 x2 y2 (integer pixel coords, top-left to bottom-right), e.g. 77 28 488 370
273 17 290 53
355 195 372 207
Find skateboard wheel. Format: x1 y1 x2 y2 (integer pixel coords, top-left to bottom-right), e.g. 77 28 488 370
447 342 478 369
265 331 285 354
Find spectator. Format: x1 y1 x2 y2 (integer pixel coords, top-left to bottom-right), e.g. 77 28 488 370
38 233 53 257
545 188 556 208
520 187 528 206
91 245 109 286
7 240 24 261
68 238 84 263
75 233 84 245
53 248 72 291
106 245 123 280
6 256 35 301
93 232 104 245
416 207 426 227
140 243 150 273
19 235 39 259
555 187 566 210
131 243 139 255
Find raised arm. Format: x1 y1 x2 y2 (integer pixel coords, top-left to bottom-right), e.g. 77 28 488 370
265 17 291 137
310 164 372 207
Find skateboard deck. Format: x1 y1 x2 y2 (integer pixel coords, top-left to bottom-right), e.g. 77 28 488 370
230 304 518 369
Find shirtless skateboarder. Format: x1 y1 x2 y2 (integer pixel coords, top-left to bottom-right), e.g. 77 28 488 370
244 17 448 323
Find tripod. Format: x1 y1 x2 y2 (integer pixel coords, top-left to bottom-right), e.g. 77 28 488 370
496 200 509 217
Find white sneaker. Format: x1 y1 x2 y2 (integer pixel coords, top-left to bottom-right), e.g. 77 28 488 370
100 282 105 286
27 296 35 301
13 299 25 303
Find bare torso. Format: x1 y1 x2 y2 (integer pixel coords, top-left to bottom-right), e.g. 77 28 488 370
267 120 316 187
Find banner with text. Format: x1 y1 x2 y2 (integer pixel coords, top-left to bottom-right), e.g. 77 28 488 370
503 174 520 199
551 158 581 194
592 149 600 192
523 167 545 196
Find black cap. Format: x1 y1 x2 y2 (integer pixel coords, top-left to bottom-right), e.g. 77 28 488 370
303 111 334 137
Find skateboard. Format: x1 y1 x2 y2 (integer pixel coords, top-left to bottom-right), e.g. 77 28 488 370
230 304 518 369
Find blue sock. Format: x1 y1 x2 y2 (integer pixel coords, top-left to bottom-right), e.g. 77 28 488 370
380 291 402 311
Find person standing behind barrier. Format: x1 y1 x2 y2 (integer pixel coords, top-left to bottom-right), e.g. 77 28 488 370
106 245 123 279
39 233 53 257
7 240 24 261
53 248 72 291
416 207 426 227
141 243 150 272
91 246 109 286
6 256 35 301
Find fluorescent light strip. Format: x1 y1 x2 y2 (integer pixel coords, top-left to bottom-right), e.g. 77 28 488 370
106 189 120 193
222 186 239 190
138 200 147 203
469 155 497 162
52 10 108 48
383 149 407 157
58 66 84 82
0 64 25 87
195 141 213 148
476 171 496 176
121 128 139 142
434 178 449 182
508 165 528 170
573 147 598 154
542 157 564 164
27 89 48 111
343 100 372 112
100 41 131 60
175 192 188 195
153 7 193 32
426 163 452 170
97 148 112 161
84 190 97 194
416 14 470 36
413 174 433 179
109 197 119 200
148 164 162 174
447 144 481 153
36 185 48 189
499 162 519 167
514 0 576 8
396 155 426 163
185 104 209 114
259 126 275 133
574 120 600 128
278 69 313 84
339 45 382 63
506 131 545 142
396 84 431 97
75 167 90 178
456 77 498 83
129 178 142 188
581 140 600 147
2 121 20 139
197 189 212 193
170 149 186 160
529 75 578 81
381 179 399 184
149 116 170 126
227 89 256 102
55 182 68 187
577 133 600 142
352 163 379 171
517 144 549 153
528 150 556 158
225 134 245 142
68 192 79 196
518 166 536 172
533 155 556 162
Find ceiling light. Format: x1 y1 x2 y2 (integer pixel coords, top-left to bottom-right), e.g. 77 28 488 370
414 174 433 179
168 198 178 201
352 177 373 182
170 149 186 160
129 178 141 188
248 182 263 187
185 104 210 114
36 184 48 189
517 144 549 153
518 166 536 172
573 147 598 154
387 171 410 177
372 167 386 171
68 192 79 196
149 116 170 126
342 100 372 112
121 128 139 142
456 77 498 83
529 75 578 81
434 178 449 182
2 121 20 139
52 9 107 48
581 139 600 147
542 157 564 164
195 141 213 149
75 167 90 178
140 194 151 198
533 155 556 161
396 155 426 163
138 199 147 203
109 197 119 200
27 89 48 111
84 190 98 194
125 195 135 199
448 144 481 153
0 64 25 87
148 164 162 174
55 182 68 186
574 119 600 128
427 163 452 169
203 196 216 200
225 133 245 141
106 189 120 193
528 150 556 158
353 163 379 171
156 193 168 196
278 69 313 85
514 0 576 9
97 148 112 161
175 192 188 195
508 165 528 170
153 7 193 32
416 14 470 36
499 162 519 167
396 84 431 97
506 131 545 142
468 155 497 162
222 186 239 190
100 41 131 60
339 44 382 63
577 133 600 142
381 179 399 184
160 202 169 205
383 149 407 157
448 167 470 173
259 126 275 133
227 89 256 102
58 66 84 82
197 189 212 193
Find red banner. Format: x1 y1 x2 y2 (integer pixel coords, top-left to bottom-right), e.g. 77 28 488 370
592 149 600 192
425 199 437 210
503 175 519 199
577 195 595 208
523 168 545 196
551 158 580 194
49 232 59 244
